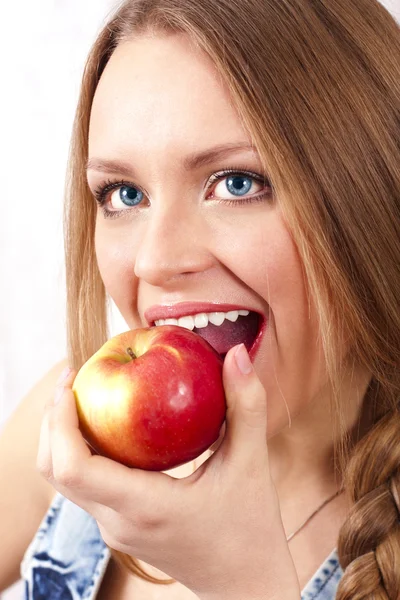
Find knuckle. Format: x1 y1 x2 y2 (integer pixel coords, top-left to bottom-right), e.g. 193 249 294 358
96 506 133 548
240 400 267 428
97 505 166 551
136 510 164 531
114 508 160 534
105 515 133 549
139 491 170 530
53 463 82 488
36 460 53 481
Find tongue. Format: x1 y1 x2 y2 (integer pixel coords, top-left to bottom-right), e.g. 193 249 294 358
194 312 259 357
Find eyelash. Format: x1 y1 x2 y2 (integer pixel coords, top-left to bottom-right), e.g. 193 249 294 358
92 167 273 219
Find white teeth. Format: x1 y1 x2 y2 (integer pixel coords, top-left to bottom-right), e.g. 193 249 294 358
194 313 209 328
208 312 225 326
165 318 178 325
225 310 239 322
154 309 251 329
178 315 195 330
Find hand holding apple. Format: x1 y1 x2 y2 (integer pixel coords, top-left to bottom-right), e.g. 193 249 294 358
38 341 300 600
72 325 226 471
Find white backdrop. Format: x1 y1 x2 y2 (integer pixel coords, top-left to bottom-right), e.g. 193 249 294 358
1 1 399 598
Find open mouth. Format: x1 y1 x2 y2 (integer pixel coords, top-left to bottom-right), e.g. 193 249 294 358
193 310 263 359
153 310 265 360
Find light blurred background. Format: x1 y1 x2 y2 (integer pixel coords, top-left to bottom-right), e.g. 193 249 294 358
1 0 399 598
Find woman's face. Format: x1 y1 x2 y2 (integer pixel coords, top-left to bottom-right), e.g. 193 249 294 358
87 33 327 441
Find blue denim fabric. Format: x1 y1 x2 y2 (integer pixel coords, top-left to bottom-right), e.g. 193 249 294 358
301 548 343 599
21 493 110 600
21 492 343 599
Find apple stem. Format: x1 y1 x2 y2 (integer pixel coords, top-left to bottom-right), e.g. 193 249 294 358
127 347 136 360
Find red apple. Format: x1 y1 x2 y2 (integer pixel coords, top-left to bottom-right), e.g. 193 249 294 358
72 325 226 471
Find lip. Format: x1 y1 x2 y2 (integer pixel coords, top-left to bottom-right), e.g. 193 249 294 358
144 301 267 361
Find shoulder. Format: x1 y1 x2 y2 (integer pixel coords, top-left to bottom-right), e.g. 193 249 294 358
0 359 70 590
2 358 71 504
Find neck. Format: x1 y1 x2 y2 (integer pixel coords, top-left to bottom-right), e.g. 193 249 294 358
268 364 372 502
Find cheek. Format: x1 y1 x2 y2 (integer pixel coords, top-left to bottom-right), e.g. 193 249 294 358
219 215 310 325
95 219 139 322
221 218 326 430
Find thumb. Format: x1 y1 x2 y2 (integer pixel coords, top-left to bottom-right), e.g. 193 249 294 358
220 343 269 471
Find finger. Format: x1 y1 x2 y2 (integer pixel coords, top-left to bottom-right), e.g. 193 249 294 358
36 367 74 481
48 383 176 517
219 344 269 473
36 407 53 480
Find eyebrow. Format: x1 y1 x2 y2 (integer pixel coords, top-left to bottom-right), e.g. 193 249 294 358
86 142 257 177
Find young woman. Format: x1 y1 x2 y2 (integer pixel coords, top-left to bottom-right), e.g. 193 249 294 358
1 0 399 598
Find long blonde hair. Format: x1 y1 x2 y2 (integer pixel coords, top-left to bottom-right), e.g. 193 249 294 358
64 0 400 595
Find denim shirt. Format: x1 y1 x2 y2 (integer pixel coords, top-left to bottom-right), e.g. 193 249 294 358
21 492 343 599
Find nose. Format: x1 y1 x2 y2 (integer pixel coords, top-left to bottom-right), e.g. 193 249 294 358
134 205 215 286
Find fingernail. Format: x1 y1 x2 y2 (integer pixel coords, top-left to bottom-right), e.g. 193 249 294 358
234 344 253 375
54 386 65 405
57 366 71 386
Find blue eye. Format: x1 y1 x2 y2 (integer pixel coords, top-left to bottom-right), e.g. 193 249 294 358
113 186 144 207
212 172 265 201
226 176 252 196
93 169 272 219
